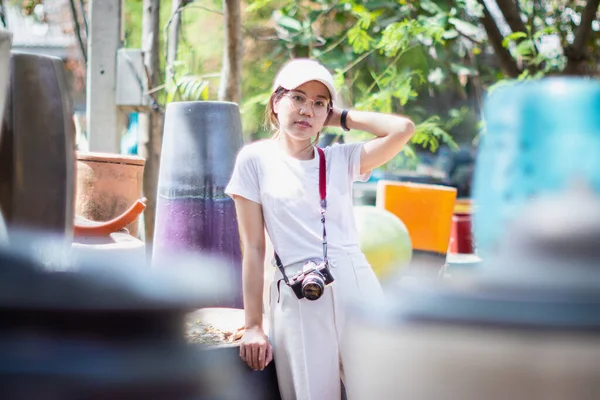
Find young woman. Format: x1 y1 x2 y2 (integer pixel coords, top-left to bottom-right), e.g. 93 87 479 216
225 58 415 400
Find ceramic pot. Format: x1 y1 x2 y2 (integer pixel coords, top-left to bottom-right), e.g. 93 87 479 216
0 29 12 148
0 232 240 399
76 151 145 237
153 101 244 308
0 51 75 236
449 213 473 254
473 78 600 257
344 187 600 400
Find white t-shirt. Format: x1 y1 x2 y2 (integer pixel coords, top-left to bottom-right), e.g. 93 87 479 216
225 139 370 266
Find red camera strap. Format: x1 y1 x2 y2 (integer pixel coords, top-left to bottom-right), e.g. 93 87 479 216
317 147 326 203
316 147 328 262
274 146 328 282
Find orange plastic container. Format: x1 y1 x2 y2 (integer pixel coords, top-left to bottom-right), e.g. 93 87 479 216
376 181 457 255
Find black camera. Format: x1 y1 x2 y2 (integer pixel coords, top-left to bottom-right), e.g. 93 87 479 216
287 260 335 301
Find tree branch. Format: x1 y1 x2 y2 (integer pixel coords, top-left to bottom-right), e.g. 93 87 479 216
68 0 87 63
495 0 527 34
478 0 521 77
529 0 538 39
79 0 88 36
564 0 600 74
456 29 484 45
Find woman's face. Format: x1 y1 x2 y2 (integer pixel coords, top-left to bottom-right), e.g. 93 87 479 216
273 80 331 141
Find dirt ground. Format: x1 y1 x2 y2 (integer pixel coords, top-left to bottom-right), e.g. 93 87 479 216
185 319 245 346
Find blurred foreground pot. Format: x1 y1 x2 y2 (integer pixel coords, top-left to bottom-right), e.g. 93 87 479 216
344 187 600 400
0 29 11 147
0 230 258 399
473 78 600 258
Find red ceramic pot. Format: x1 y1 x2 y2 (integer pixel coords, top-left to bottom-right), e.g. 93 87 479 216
449 213 474 254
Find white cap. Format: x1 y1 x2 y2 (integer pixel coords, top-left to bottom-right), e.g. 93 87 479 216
272 58 337 102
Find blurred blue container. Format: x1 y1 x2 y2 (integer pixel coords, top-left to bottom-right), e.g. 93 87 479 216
473 78 600 257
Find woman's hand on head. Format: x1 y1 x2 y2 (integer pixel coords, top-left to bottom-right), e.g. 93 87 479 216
240 326 273 371
325 106 343 128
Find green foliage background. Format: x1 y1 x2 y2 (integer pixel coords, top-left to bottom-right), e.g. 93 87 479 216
119 0 598 170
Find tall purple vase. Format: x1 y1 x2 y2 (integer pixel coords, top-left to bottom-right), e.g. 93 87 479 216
153 102 244 308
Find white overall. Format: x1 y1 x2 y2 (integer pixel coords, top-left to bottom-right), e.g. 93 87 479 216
226 139 380 399
269 252 384 400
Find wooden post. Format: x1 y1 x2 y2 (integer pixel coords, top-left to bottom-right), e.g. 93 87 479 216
138 0 162 245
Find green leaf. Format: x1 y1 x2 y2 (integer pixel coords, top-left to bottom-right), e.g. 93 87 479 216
449 63 477 76
411 116 458 152
168 75 210 102
241 92 272 116
420 0 443 14
376 20 418 57
515 39 534 57
442 29 459 40
449 18 481 37
461 0 484 17
333 71 346 90
502 31 528 48
348 24 374 53
246 0 274 13
274 13 302 32
533 26 558 41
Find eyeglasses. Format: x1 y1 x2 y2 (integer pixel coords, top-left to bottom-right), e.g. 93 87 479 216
285 92 331 116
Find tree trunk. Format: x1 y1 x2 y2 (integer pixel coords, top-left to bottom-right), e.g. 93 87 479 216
166 0 183 85
218 0 243 103
495 0 527 35
564 0 600 75
478 0 521 78
139 0 162 246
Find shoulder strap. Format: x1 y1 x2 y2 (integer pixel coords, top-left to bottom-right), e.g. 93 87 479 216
316 147 328 261
317 146 326 206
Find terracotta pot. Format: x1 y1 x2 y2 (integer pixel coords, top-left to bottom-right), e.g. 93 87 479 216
76 152 145 237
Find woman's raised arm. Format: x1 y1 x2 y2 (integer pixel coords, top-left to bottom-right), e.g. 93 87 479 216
328 108 415 174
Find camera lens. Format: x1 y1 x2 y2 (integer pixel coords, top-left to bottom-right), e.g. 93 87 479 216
302 272 325 301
